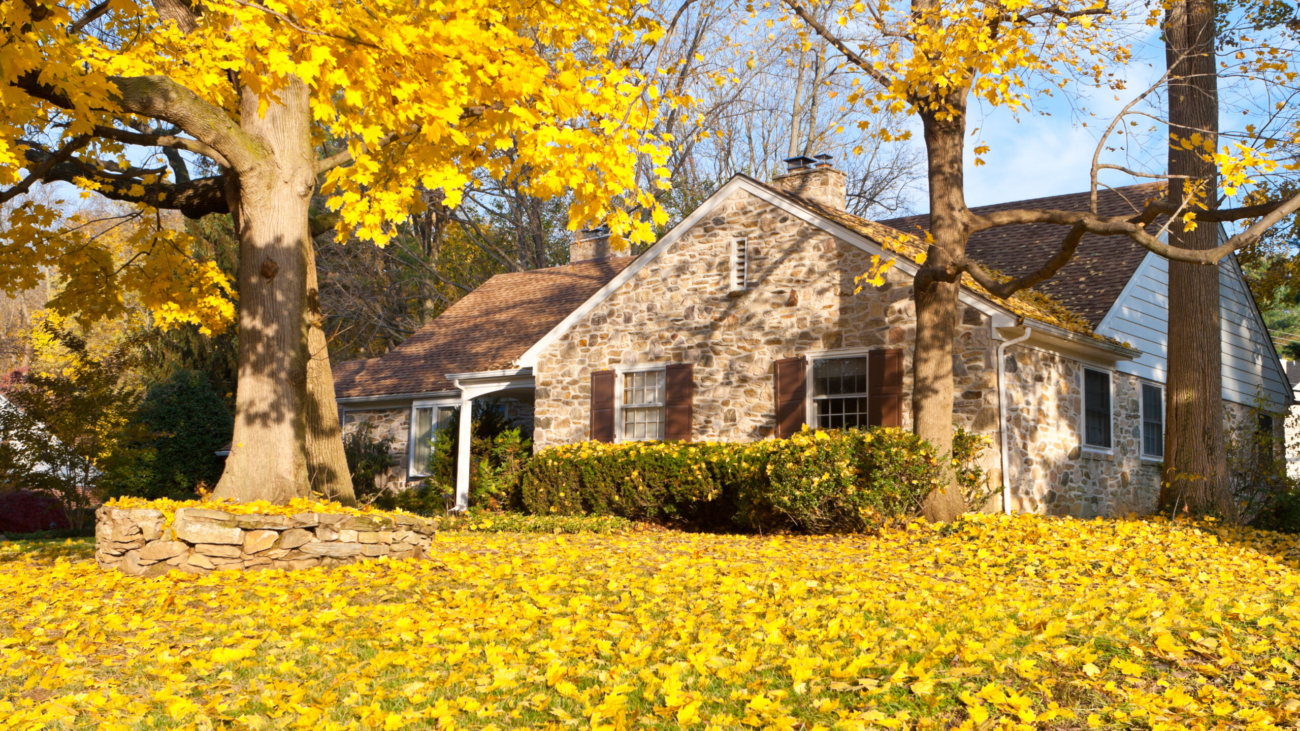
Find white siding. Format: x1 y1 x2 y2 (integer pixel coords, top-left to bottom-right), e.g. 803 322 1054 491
1096 252 1289 410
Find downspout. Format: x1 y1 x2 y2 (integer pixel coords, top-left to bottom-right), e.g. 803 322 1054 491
997 328 1033 515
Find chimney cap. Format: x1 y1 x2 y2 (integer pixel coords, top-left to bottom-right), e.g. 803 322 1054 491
783 155 817 172
813 153 833 167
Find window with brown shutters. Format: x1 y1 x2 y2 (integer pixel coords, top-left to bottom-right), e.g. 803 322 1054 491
773 357 807 438
590 370 615 443
868 348 903 428
664 363 694 441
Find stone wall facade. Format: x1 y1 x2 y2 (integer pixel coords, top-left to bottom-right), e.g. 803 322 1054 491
1002 345 1162 517
532 189 1001 462
95 506 436 577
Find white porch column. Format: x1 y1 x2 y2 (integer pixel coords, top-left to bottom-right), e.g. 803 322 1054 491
454 396 474 511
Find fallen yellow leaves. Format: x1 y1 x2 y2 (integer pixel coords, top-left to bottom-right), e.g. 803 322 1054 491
2 514 1300 730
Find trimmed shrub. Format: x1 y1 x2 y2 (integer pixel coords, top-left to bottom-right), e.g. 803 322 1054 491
520 427 989 533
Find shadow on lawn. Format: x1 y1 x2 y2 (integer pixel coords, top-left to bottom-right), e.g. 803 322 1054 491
0 535 95 563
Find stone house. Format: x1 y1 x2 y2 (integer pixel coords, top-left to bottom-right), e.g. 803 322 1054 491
334 157 1290 516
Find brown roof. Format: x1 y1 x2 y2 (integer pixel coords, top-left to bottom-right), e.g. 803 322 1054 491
880 183 1165 327
745 175 1123 338
334 257 638 399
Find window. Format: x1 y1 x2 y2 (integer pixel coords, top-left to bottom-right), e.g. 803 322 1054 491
622 370 665 441
812 356 869 429
410 405 457 476
732 239 750 290
1083 368 1112 450
1141 383 1163 459
1258 412 1276 437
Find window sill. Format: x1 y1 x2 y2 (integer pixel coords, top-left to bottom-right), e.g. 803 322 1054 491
1140 457 1164 466
727 289 749 298
1080 447 1114 461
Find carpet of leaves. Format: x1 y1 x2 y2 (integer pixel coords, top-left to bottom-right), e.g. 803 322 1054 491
2 514 1300 731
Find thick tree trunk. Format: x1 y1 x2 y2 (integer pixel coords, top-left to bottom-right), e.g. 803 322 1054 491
1163 0 1234 518
212 78 316 504
915 109 969 523
304 240 357 505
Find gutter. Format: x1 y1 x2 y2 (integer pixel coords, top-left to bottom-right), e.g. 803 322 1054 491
997 328 1033 515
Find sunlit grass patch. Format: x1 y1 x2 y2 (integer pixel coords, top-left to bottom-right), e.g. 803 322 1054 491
1 515 1299 730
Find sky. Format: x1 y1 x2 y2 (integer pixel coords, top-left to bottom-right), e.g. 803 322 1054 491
911 27 1171 208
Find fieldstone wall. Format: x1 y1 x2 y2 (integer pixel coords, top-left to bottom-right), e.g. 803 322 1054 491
532 189 1001 460
95 506 436 577
1002 346 1162 517
343 407 410 472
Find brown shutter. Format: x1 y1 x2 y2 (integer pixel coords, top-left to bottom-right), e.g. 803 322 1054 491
590 370 615 443
664 363 694 442
869 348 904 428
773 356 807 438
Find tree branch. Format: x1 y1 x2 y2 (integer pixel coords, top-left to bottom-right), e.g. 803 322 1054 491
958 222 1088 297
780 0 894 90
68 0 111 34
0 135 90 205
314 125 424 175
92 125 231 168
22 145 228 218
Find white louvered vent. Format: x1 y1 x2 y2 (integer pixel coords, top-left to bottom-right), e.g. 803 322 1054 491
733 239 749 291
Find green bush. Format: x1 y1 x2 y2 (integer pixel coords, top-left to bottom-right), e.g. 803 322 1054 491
520 426 989 533
99 369 232 502
343 422 396 501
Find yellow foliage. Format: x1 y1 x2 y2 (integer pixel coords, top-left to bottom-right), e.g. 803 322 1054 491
2 0 670 326
2 514 1300 729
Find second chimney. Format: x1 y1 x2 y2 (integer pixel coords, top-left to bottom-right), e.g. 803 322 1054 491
771 154 846 211
570 226 616 263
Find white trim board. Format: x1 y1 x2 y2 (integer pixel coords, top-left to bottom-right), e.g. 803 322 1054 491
516 175 1045 369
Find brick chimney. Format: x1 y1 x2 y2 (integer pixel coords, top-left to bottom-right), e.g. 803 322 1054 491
771 154 846 210
569 226 632 263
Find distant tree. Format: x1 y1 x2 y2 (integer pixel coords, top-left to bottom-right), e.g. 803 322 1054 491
0 327 141 529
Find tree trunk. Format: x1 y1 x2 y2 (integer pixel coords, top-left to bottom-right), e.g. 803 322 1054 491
1163 0 1234 518
915 108 969 522
212 78 315 504
304 239 357 505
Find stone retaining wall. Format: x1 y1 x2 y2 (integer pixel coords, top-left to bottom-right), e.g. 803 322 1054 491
95 506 436 577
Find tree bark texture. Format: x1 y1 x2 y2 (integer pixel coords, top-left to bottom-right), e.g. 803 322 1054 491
914 109 969 523
1163 0 1234 518
304 240 357 505
212 78 315 504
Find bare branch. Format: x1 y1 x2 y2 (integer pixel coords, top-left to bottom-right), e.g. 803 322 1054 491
958 223 1088 297
780 0 894 90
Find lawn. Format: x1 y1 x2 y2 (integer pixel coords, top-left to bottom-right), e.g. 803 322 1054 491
2 515 1299 731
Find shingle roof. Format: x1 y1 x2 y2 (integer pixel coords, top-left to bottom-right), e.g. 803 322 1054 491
880 183 1166 327
334 257 638 399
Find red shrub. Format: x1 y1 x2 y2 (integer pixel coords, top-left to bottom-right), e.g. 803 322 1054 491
0 490 70 533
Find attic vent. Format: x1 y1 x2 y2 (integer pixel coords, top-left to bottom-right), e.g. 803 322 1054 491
733 238 750 291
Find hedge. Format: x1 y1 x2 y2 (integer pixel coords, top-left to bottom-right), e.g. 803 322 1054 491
520 426 991 533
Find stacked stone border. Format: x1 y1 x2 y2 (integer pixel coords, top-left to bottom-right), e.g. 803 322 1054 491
95 506 436 577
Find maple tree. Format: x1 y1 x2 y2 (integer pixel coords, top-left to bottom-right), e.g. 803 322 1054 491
778 0 1300 520
3 0 670 504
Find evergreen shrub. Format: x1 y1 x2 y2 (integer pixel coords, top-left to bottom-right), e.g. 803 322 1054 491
520 426 990 533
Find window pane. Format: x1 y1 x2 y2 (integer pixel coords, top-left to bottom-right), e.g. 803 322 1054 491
1083 370 1111 448
1142 384 1163 458
814 356 868 397
412 408 434 474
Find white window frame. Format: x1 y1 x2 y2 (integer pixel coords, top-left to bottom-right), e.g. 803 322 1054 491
615 365 666 442
731 238 750 291
1139 381 1165 461
408 398 459 477
804 348 874 431
1080 366 1115 454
